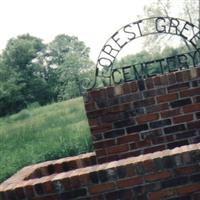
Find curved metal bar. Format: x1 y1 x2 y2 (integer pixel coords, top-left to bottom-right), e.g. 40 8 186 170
81 16 200 90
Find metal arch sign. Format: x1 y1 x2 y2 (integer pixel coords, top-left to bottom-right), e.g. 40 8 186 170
81 16 200 90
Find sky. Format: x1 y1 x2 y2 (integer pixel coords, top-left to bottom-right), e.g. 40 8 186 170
0 0 185 62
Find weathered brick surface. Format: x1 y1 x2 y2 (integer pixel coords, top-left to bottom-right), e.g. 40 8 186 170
1 144 200 200
84 67 200 163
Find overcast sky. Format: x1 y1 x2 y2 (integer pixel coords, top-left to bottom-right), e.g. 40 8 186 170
0 0 185 62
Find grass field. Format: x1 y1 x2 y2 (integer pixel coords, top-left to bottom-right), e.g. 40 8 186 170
0 97 92 183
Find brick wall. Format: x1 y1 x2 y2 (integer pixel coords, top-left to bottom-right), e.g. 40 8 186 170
84 67 200 164
0 152 96 200
1 66 200 200
1 144 200 200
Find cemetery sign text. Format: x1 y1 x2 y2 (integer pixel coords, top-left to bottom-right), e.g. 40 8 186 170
81 17 200 90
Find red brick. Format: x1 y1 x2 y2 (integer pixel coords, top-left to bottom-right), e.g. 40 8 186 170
90 90 104 99
0 192 4 199
143 145 166 154
168 73 176 85
146 103 169 113
145 171 172 182
34 183 44 195
88 119 99 127
173 114 193 124
54 163 63 173
15 187 26 199
113 118 135 129
143 160 154 172
67 160 77 169
117 134 140 145
165 135 174 142
43 181 54 193
97 156 108 164
193 192 200 200
151 136 165 145
62 178 71 190
182 152 192 163
123 83 131 94
161 108 180 118
33 196 58 200
119 150 133 160
160 74 169 85
154 76 162 86
136 113 159 124
85 102 96 112
103 129 125 139
183 103 200 113
110 103 131 113
107 86 114 98
128 142 136 150
94 139 115 149
105 155 119 162
176 183 200 195
136 140 151 148
176 71 184 82
130 81 138 92
89 182 115 194
79 173 90 186
92 133 103 141
87 108 107 119
129 150 141 157
175 130 196 140
143 88 166 98
134 98 155 108
90 195 105 200
171 98 192 109
175 165 198 175
182 70 191 82
116 177 143 188
193 96 200 103
180 87 200 98
95 149 106 157
167 82 190 93
107 144 129 155
157 93 178 103
101 114 122 123
105 188 133 199
24 185 34 198
187 120 200 129
126 164 136 177
91 124 112 134
69 176 81 188
149 189 175 200
145 77 154 89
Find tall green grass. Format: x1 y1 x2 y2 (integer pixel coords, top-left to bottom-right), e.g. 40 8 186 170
0 97 93 183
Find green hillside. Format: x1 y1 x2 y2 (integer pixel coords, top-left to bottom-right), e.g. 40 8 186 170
0 97 92 183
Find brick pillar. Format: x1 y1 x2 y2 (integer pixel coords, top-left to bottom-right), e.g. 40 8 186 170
84 67 200 163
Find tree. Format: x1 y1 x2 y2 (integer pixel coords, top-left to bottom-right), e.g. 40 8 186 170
0 57 24 116
46 34 93 100
0 33 94 116
3 34 45 70
115 0 200 75
0 34 53 116
142 0 199 53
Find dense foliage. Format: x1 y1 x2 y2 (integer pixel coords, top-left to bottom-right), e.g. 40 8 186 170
0 34 93 116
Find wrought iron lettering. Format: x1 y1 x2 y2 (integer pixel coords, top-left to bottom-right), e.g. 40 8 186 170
81 17 200 90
